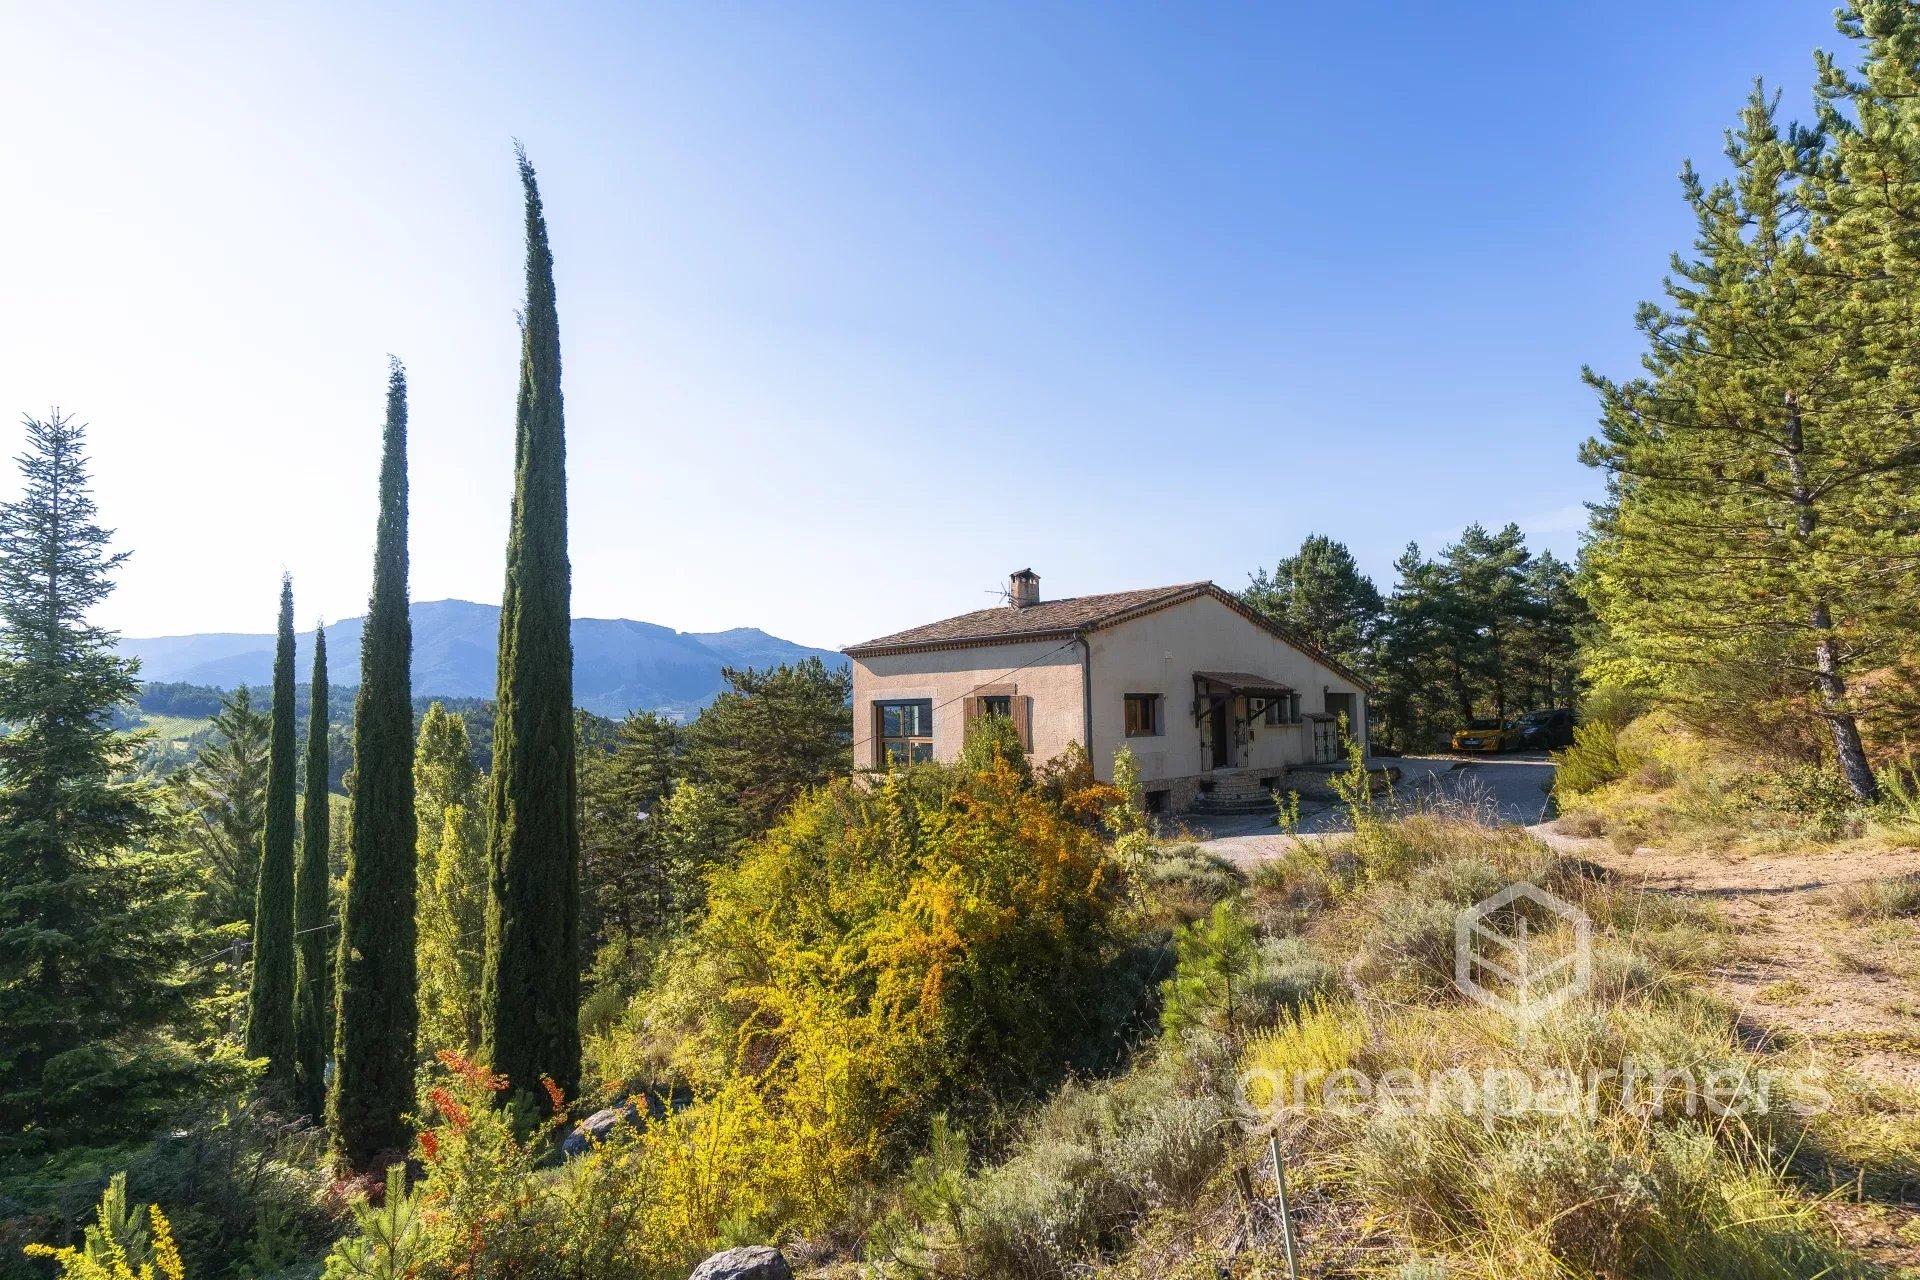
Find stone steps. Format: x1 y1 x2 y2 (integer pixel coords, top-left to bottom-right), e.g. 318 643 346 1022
1187 796 1280 817
1188 771 1284 816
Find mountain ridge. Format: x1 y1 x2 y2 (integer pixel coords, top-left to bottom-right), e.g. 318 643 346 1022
116 598 846 719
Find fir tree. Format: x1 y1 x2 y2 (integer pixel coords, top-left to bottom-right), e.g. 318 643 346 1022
245 574 299 1087
482 148 582 1102
330 362 419 1170
293 624 331 1123
0 412 214 1159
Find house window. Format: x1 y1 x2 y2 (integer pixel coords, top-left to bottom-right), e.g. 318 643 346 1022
1263 694 1302 726
1124 693 1161 737
877 699 934 765
978 694 1012 719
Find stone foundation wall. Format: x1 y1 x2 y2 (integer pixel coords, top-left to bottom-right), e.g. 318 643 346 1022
1148 763 1402 813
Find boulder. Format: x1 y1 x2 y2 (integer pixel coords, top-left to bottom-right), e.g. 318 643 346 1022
561 1099 642 1158
687 1245 792 1280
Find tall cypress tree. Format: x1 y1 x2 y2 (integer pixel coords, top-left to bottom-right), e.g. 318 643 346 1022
245 574 298 1089
330 362 419 1170
481 148 582 1102
292 624 331 1124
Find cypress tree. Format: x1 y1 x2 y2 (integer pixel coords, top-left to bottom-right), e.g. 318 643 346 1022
330 362 419 1170
245 574 298 1089
481 148 582 1102
292 624 331 1123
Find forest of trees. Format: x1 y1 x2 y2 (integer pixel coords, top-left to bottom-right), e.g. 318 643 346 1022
1241 525 1585 750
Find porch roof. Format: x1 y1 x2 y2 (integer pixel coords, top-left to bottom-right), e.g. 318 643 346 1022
1192 670 1293 698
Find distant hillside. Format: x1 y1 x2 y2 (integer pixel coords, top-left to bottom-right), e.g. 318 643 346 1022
117 599 846 719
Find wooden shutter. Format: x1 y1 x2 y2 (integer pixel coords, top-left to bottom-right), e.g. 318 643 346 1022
1013 696 1033 752
871 702 886 768
962 696 981 726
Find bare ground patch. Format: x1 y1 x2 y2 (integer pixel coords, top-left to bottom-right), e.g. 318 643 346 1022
1538 822 1920 1270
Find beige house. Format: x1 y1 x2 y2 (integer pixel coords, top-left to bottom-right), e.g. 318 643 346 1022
844 570 1370 814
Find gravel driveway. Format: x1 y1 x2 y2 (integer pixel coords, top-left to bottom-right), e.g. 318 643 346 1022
1184 754 1558 866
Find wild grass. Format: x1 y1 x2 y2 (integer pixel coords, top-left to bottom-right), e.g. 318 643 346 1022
959 806 1890 1279
1552 711 1920 856
1830 873 1920 921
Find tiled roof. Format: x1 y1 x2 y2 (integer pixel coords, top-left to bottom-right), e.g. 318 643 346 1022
843 582 1209 654
1194 671 1293 694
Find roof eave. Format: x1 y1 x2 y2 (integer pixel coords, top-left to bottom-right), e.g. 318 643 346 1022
842 627 1086 659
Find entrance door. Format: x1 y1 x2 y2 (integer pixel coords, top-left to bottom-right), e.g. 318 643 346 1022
1209 701 1232 769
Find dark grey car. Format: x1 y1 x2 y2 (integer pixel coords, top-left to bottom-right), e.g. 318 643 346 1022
1512 707 1574 749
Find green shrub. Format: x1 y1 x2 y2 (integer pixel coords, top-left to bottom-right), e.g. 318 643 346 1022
1750 764 1862 839
1241 936 1336 1019
940 1049 1234 1279
1876 759 1920 824
1 1102 334 1280
1554 720 1628 795
1353 857 1514 1000
1137 846 1242 919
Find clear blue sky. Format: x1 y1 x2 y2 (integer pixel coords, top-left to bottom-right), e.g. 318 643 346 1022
0 1 1848 649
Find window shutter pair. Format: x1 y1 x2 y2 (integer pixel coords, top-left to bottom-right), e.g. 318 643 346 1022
963 688 1031 753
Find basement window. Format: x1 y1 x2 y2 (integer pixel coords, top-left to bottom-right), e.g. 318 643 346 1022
1124 693 1161 737
876 699 934 766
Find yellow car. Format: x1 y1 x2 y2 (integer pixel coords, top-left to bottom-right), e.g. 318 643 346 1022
1451 717 1512 753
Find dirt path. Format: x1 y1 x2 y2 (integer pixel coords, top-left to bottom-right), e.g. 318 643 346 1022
1536 824 1920 1265
1533 823 1920 1086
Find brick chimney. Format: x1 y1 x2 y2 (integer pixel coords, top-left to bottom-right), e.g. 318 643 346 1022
1009 568 1040 608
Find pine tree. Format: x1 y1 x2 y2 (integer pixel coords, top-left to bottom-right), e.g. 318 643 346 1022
169 686 271 926
680 658 852 841
1242 534 1383 673
1583 85 1920 798
0 412 214 1160
579 709 681 943
482 148 582 1102
415 703 487 1054
1439 524 1532 721
246 575 299 1088
293 624 331 1123
330 362 419 1170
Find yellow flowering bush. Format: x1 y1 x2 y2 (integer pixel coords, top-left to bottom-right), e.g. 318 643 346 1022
320 755 1129 1277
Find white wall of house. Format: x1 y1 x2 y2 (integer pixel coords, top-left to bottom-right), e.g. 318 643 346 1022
1086 593 1366 782
850 637 1086 768
849 591 1367 784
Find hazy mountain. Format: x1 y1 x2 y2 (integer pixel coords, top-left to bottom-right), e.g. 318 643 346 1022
117 599 846 719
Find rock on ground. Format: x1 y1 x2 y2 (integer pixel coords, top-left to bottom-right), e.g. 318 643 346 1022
687 1246 792 1280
